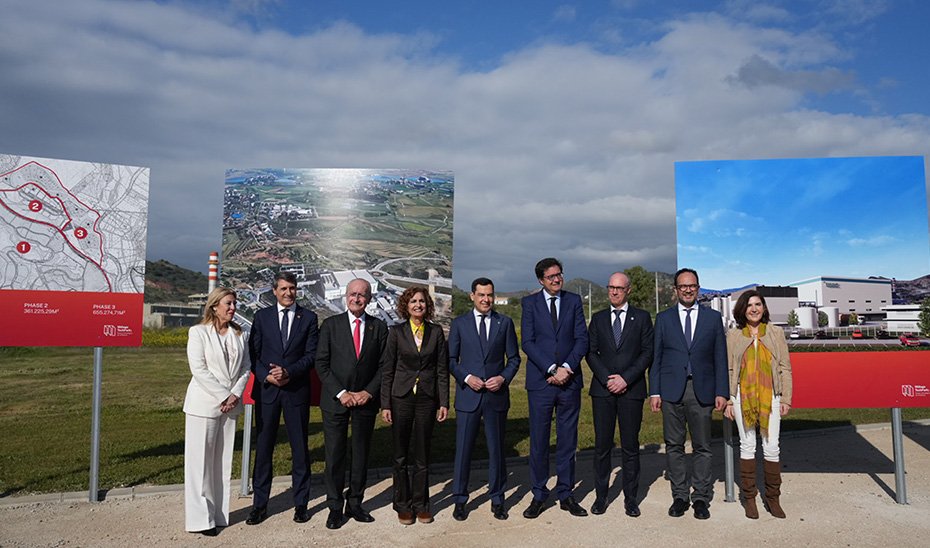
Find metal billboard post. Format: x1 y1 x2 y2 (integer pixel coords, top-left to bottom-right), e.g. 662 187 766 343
89 347 103 502
723 416 736 502
891 407 908 504
240 404 253 496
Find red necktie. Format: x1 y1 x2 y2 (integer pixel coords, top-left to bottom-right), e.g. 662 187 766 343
353 318 361 359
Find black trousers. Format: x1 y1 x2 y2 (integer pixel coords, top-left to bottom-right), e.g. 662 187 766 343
592 395 644 503
321 406 376 512
390 391 437 514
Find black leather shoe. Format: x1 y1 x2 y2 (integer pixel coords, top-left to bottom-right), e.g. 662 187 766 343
452 503 467 521
559 497 588 517
326 509 345 529
624 500 641 517
491 503 508 520
246 506 267 525
668 499 689 517
523 499 545 519
196 527 218 537
345 505 374 523
590 498 607 515
293 505 311 523
693 500 710 520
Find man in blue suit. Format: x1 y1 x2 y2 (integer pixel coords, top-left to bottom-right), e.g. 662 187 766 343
246 272 319 526
521 258 589 519
449 277 521 522
649 268 728 520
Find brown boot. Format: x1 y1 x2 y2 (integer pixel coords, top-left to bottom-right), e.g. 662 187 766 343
739 459 759 519
763 460 786 518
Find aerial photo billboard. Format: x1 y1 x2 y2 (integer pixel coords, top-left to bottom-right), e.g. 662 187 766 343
0 154 150 346
221 168 454 329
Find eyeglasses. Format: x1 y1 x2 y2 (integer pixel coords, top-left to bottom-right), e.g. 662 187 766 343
543 272 564 282
607 285 629 292
676 284 699 291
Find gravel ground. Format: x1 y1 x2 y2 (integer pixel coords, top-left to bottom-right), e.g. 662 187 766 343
2 421 928 547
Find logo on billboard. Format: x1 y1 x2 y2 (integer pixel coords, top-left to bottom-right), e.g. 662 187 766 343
103 325 134 337
901 385 929 398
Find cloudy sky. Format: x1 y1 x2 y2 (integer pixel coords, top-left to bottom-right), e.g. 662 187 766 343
1 0 929 291
677 156 929 289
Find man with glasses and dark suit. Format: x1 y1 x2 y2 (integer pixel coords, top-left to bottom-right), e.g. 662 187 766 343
649 268 728 520
586 271 653 517
315 278 388 529
521 258 589 519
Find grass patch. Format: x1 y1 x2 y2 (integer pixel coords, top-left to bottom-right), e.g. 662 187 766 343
1 346 928 496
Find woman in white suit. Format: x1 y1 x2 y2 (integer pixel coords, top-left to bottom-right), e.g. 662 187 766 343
184 287 250 536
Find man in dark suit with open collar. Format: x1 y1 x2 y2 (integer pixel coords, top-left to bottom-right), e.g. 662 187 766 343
246 271 319 526
649 268 728 520
521 257 589 519
315 278 388 529
449 277 521 521
586 271 654 517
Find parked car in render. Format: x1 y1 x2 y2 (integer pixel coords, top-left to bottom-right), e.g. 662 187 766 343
852 329 864 339
900 333 921 347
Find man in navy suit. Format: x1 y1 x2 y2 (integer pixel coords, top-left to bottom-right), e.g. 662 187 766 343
649 268 727 520
315 278 388 529
521 258 589 519
246 272 319 525
586 271 653 517
449 277 521 521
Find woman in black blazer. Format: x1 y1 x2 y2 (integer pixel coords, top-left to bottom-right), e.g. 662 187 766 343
381 286 449 525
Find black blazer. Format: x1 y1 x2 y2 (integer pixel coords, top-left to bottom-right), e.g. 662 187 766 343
249 304 319 405
586 305 654 400
380 320 450 409
315 312 388 414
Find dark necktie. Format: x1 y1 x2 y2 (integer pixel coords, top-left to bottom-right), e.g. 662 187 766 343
479 314 488 352
281 308 290 347
549 297 558 331
613 309 624 349
684 307 693 375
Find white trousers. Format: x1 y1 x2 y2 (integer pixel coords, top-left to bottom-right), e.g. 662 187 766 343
733 391 782 462
184 413 237 531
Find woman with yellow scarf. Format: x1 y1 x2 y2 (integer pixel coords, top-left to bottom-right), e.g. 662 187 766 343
724 290 792 519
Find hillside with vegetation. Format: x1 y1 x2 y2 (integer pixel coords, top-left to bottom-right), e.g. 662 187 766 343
144 260 208 303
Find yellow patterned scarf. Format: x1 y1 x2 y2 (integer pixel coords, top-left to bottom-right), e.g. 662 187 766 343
739 323 775 435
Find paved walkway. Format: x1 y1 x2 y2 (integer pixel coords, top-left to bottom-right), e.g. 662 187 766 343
2 421 929 547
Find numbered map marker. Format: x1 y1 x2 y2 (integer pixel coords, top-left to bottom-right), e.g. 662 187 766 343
16 241 31 254
74 227 88 239
28 200 43 212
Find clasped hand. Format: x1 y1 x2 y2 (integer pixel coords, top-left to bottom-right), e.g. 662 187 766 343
265 364 290 387
546 367 572 386
339 390 372 407
467 375 505 392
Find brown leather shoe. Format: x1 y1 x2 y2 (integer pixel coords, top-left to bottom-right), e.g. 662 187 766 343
416 511 434 524
397 511 415 525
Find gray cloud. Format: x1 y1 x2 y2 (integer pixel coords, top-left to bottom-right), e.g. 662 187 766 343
0 1 927 291
728 54 855 94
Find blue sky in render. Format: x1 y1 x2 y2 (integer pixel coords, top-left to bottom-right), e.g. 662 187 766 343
676 156 929 290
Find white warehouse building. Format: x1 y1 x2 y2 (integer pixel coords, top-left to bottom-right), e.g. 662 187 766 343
788 276 892 316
